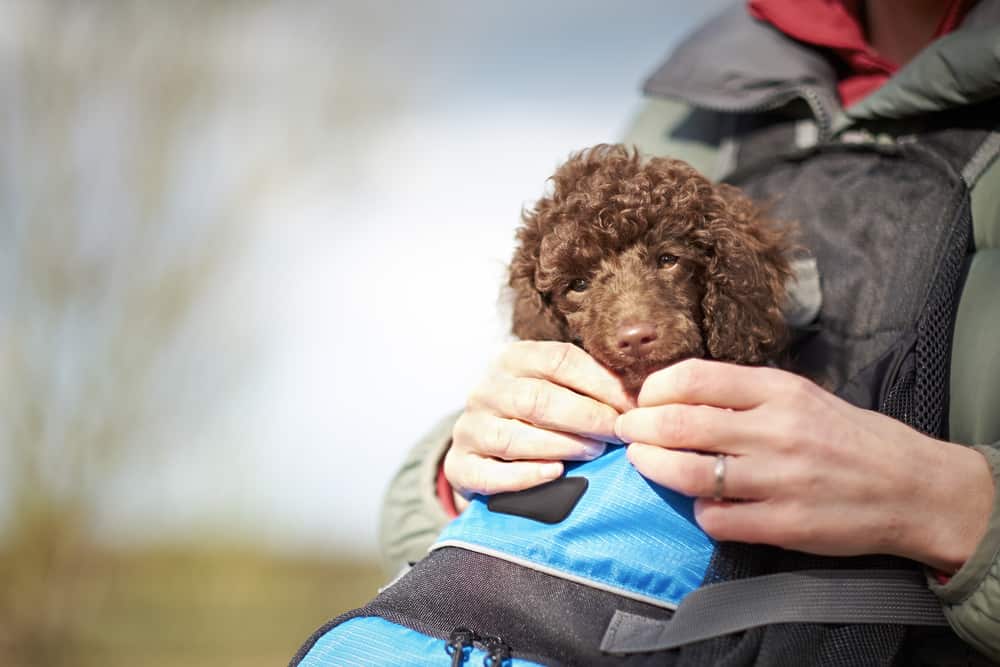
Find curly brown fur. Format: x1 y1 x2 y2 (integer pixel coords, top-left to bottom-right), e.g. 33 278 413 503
510 144 795 395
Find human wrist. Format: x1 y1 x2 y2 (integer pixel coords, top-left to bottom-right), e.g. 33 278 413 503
927 445 1000 603
898 437 994 573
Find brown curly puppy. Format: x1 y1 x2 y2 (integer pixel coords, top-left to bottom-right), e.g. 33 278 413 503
510 144 794 395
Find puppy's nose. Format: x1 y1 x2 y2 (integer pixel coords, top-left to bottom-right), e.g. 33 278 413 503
617 322 658 355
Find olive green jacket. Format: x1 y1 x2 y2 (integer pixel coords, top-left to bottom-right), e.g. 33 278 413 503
378 3 1000 659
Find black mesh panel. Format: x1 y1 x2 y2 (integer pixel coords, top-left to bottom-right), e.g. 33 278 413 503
906 199 971 436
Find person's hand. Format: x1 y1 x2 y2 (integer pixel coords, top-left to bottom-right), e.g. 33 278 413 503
615 358 995 573
444 341 634 504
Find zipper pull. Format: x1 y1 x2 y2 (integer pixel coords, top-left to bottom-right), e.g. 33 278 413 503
445 627 477 667
481 634 511 667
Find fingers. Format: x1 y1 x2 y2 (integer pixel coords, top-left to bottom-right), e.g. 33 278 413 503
452 411 607 462
470 374 623 444
627 444 770 500
445 341 630 500
637 358 805 409
615 403 759 454
498 341 634 413
693 498 780 544
693 498 835 554
444 447 565 497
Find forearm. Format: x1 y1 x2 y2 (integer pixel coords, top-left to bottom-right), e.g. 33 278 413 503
376 412 458 577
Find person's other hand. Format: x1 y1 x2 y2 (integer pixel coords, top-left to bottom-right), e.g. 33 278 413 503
444 341 634 503
615 358 994 573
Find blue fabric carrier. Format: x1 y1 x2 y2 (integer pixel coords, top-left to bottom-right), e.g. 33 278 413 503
299 617 546 667
433 445 715 609
291 447 712 666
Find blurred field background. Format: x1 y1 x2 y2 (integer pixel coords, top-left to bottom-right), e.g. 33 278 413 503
0 1 724 665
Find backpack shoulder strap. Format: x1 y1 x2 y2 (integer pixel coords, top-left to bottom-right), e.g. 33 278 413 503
600 568 946 654
961 129 1000 187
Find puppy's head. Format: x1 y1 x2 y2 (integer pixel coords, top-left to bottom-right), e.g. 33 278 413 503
509 144 793 395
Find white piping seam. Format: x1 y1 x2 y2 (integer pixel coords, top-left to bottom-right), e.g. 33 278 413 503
431 539 680 611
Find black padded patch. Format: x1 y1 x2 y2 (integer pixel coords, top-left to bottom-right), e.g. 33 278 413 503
487 476 588 524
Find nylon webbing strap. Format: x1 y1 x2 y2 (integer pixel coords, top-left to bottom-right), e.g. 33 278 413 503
961 130 1000 188
600 568 947 654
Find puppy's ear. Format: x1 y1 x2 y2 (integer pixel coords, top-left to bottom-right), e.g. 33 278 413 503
509 269 566 342
701 184 794 363
507 155 593 342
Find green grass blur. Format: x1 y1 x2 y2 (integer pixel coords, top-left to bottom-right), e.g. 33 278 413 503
0 4 406 665
0 542 383 667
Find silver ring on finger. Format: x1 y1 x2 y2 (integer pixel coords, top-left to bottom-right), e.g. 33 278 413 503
713 454 727 501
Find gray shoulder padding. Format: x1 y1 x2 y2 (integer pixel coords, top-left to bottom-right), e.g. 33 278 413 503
783 256 822 328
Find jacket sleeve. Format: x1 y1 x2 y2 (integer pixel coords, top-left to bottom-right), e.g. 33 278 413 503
937 159 1000 659
377 412 458 577
927 444 1000 662
622 97 726 176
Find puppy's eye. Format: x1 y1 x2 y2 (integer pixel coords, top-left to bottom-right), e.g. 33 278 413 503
658 253 679 268
569 278 588 292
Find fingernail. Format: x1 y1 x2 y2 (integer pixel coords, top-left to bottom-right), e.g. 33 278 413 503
614 415 629 443
581 442 606 459
540 462 563 479
625 444 636 465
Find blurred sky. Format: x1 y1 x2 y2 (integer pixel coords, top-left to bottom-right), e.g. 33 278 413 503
1 1 730 557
